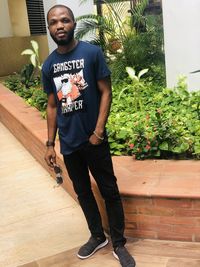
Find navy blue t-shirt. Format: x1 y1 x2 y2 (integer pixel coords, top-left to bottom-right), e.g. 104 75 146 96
42 41 111 155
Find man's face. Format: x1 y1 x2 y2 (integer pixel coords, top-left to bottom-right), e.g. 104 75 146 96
47 7 76 46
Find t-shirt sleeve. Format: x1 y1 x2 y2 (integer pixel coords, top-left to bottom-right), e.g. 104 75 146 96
95 48 111 80
42 66 53 95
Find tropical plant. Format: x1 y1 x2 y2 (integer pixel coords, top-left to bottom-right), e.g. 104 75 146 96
21 40 42 74
20 40 42 87
4 76 47 118
20 63 34 88
76 0 128 51
129 0 148 33
78 0 165 85
4 74 22 92
4 40 46 116
4 71 200 159
110 13 165 85
118 67 148 111
107 76 200 159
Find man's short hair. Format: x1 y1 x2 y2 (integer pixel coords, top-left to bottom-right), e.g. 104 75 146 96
47 5 75 23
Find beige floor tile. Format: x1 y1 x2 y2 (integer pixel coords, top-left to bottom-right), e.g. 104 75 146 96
0 123 89 267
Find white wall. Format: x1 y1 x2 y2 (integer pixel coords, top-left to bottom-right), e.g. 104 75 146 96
43 0 95 53
0 0 13 37
163 0 200 91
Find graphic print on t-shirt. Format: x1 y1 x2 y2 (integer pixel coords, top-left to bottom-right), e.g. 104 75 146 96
53 59 88 114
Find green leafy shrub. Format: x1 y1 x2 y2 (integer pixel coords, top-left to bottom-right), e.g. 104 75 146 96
3 32 199 160
3 40 46 116
21 40 42 72
4 74 22 92
118 67 148 112
4 72 200 159
20 41 42 88
20 64 35 88
4 76 47 117
78 0 165 86
108 77 200 159
27 87 47 113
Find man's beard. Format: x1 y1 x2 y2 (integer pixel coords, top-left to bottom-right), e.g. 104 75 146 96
50 28 75 46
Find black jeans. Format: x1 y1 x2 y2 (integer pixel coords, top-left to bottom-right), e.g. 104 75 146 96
63 140 126 249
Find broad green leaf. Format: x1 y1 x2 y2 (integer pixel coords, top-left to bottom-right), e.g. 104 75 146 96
171 142 189 153
110 143 118 149
31 40 39 53
114 151 122 155
30 54 36 67
180 143 189 152
21 49 34 55
138 68 148 79
171 147 182 153
159 141 169 151
132 76 139 83
126 67 136 79
117 129 128 139
194 145 200 154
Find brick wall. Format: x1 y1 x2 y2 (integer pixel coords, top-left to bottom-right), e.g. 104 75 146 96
123 197 200 242
1 82 200 242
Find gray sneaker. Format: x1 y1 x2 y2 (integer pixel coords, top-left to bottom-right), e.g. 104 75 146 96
113 246 136 267
77 236 108 259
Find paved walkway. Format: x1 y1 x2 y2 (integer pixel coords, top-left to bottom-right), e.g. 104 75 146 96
1 122 200 267
0 122 88 267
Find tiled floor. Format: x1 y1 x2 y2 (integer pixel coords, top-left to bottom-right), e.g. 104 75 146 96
19 239 200 267
0 122 88 267
1 122 200 267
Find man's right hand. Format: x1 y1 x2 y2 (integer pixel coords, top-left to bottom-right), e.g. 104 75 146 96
45 147 56 167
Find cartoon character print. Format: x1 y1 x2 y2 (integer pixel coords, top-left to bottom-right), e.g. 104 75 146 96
55 70 88 114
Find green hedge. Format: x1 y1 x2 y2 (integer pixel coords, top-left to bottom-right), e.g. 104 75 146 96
4 75 200 159
108 78 200 159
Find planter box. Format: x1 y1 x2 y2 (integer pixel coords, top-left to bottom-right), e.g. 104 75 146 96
1 83 200 242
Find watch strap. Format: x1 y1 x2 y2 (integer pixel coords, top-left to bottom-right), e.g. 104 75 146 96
46 140 55 147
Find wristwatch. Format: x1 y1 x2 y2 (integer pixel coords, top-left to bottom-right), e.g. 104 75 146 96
46 140 55 147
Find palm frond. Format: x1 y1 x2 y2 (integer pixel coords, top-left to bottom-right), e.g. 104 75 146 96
105 1 128 38
129 0 148 32
76 14 98 21
75 19 99 40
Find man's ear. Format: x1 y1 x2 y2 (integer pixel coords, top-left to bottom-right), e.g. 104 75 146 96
74 22 77 29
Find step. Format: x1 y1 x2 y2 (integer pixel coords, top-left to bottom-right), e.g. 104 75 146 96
0 83 200 242
18 239 200 267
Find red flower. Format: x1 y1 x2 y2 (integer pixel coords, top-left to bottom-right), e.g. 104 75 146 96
129 143 134 149
145 145 151 150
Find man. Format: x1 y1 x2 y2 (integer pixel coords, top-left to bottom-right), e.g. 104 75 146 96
43 4 136 267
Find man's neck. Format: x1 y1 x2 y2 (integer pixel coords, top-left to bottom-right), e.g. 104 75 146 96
57 39 78 54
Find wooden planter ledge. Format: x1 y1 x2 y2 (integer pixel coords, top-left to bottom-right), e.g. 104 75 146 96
1 83 200 242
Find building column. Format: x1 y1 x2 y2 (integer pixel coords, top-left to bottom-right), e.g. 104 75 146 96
162 0 200 91
43 0 94 53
